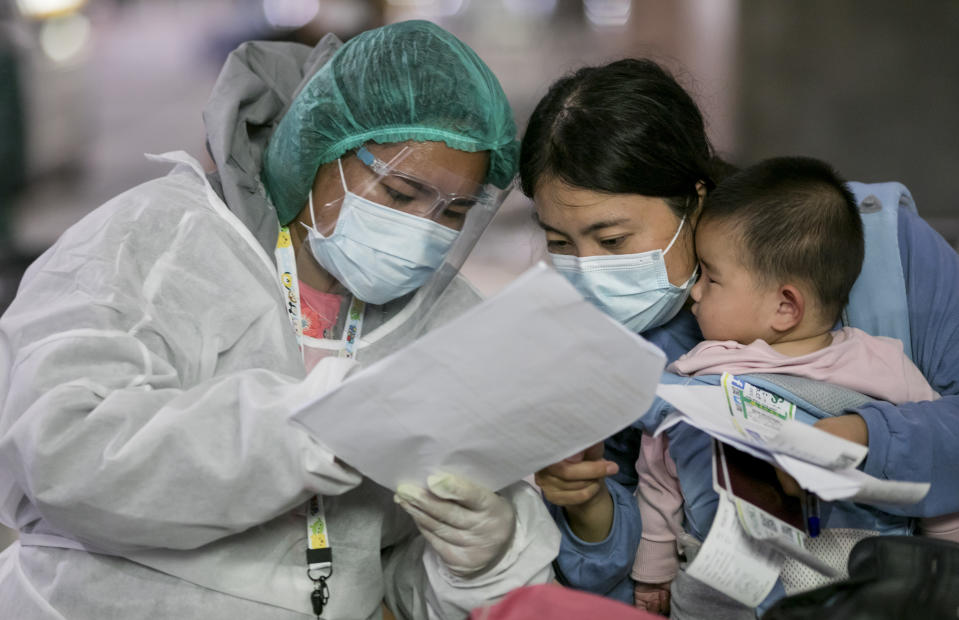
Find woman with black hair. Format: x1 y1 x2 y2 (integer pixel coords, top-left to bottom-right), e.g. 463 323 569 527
522 58 959 619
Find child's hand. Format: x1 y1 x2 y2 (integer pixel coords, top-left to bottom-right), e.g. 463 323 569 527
634 581 671 616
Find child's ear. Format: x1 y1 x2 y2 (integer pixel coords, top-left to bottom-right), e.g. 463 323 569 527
771 284 804 333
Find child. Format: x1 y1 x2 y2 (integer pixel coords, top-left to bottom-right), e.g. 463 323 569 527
631 156 954 614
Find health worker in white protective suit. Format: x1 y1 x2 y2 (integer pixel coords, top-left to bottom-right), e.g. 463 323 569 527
0 20 560 620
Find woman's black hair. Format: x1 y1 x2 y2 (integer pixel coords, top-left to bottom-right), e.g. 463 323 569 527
519 58 729 217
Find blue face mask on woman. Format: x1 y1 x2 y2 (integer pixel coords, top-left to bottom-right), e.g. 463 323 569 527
302 160 459 305
549 215 697 334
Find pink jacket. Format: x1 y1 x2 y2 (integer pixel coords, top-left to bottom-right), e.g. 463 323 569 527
669 327 938 404
632 327 950 585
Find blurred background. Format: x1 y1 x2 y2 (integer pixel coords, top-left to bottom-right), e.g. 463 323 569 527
0 0 957 549
1 0 958 308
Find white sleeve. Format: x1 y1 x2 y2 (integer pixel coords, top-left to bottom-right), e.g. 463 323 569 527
0 326 362 553
0 195 362 554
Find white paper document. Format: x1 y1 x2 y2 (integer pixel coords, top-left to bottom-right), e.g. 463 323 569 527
686 493 784 607
771 454 929 505
657 375 867 469
290 262 667 492
686 440 846 608
713 441 841 579
655 377 929 505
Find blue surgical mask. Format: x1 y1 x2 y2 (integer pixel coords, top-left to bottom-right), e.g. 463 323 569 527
302 160 459 305
549 216 697 333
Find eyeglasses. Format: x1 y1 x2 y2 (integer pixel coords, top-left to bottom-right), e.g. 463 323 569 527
354 146 483 227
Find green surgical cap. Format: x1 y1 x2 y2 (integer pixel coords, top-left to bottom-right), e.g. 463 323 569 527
263 20 519 225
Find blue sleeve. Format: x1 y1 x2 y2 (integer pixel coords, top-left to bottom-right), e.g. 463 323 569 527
549 478 640 604
854 208 959 516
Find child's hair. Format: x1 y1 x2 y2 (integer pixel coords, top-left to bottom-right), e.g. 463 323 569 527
698 156 863 324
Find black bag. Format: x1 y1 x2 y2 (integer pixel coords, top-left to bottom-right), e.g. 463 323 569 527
762 536 959 619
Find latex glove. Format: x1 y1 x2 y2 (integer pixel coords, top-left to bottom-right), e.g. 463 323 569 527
395 473 516 578
634 581 671 616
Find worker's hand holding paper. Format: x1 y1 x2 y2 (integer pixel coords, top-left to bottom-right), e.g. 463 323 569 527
290 262 667 492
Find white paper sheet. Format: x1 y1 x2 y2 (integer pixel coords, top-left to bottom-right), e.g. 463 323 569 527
686 493 784 607
656 381 867 468
655 381 929 505
772 454 930 504
685 441 846 608
290 262 667 492
713 442 841 578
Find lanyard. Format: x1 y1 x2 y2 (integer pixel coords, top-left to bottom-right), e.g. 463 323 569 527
276 226 365 617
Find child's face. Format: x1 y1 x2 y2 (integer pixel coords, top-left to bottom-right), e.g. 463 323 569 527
689 220 781 344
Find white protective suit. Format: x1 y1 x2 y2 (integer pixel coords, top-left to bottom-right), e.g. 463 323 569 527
0 34 559 620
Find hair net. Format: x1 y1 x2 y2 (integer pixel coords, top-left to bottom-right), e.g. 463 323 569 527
263 20 518 225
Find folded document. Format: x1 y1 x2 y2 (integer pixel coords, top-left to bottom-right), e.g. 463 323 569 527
655 374 929 505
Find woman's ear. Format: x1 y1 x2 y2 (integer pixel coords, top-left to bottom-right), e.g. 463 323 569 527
771 284 805 333
691 181 707 227
695 180 707 202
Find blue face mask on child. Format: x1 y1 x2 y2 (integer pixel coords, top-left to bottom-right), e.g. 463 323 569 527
549 216 697 334
302 160 459 305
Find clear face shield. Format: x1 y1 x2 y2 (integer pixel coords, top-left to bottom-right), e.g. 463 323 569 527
351 146 489 230
297 141 513 317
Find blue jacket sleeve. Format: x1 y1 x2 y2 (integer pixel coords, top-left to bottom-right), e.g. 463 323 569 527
548 478 640 604
854 208 959 516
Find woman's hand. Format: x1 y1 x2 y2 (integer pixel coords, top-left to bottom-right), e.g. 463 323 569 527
813 414 869 446
535 442 619 506
534 442 619 541
776 414 869 496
